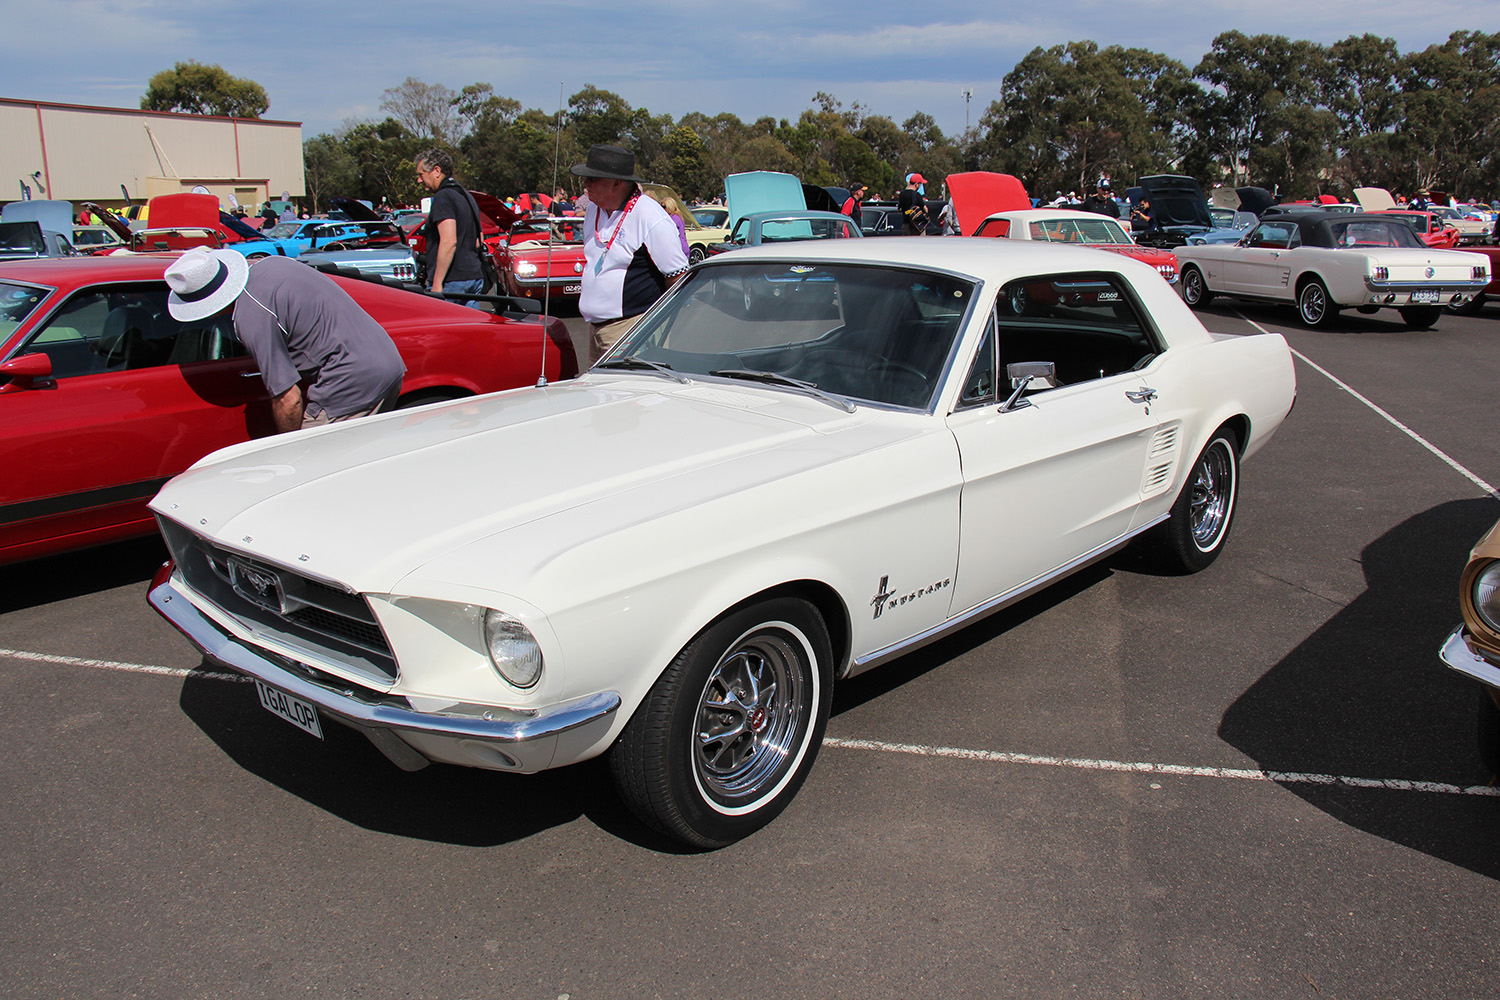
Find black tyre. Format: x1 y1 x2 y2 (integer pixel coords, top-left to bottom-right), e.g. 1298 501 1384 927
1400 305 1442 329
1478 690 1500 777
1296 278 1336 327
246 252 270 261
1152 431 1239 574
609 597 832 848
1181 265 1213 308
688 245 705 264
1448 293 1486 316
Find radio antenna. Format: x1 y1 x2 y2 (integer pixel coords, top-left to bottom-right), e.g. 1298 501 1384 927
537 82 566 387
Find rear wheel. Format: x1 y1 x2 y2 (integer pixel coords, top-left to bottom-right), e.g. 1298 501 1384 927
1150 431 1239 574
1180 265 1213 308
1400 305 1442 329
246 252 270 261
609 597 832 848
1297 278 1336 327
688 245 706 264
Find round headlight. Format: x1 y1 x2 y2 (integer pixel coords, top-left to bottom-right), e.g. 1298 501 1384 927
515 262 538 277
1476 562 1500 634
483 610 543 689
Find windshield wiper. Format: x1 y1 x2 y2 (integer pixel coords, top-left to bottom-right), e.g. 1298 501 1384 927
707 369 857 412
594 357 689 383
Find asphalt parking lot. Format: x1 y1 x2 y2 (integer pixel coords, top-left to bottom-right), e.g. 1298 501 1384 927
4 298 1500 999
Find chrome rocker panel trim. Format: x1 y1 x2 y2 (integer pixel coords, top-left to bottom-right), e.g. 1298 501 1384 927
848 512 1170 677
149 576 621 773
1440 625 1500 691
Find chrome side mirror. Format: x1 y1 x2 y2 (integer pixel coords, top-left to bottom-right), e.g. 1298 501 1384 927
1000 361 1057 412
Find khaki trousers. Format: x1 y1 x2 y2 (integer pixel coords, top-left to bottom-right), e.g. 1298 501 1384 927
587 314 644 367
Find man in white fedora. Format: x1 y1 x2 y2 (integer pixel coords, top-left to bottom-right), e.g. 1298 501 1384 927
165 248 405 433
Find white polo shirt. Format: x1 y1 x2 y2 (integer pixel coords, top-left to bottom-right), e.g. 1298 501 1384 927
579 192 689 324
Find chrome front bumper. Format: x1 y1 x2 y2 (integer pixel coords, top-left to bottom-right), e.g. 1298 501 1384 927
149 573 620 774
1440 626 1500 690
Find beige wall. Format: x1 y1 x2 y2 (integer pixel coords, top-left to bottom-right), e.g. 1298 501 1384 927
0 99 303 208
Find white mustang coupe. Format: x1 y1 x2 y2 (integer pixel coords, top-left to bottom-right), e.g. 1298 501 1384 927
149 239 1296 847
1176 211 1489 328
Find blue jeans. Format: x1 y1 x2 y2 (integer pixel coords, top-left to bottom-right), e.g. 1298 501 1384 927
442 277 486 309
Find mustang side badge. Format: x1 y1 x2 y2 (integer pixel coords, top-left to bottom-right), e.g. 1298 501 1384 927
871 574 951 619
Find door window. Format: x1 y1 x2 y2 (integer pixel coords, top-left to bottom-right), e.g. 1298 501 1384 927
18 284 243 378
993 273 1161 388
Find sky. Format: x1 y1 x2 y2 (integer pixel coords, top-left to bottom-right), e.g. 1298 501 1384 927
2 0 1498 142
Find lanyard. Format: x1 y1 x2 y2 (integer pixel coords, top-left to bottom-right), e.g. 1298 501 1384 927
592 192 641 274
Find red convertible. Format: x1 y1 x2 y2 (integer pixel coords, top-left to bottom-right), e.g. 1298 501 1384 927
1370 210 1461 250
0 255 577 564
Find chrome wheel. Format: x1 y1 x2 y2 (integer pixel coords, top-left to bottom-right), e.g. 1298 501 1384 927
609 597 831 847
693 626 809 806
1297 279 1331 326
1188 439 1235 551
1182 266 1210 307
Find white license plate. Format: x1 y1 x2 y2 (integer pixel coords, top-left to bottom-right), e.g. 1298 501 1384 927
563 283 581 294
256 680 324 739
1411 289 1439 304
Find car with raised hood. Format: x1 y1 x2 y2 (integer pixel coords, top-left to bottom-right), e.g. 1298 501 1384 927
971 209 1179 284
1176 211 1489 328
1440 517 1500 773
0 255 576 566
1 200 79 258
1127 175 1217 248
298 197 417 282
146 237 1296 847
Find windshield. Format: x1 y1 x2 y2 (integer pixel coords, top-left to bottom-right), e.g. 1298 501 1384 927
1027 218 1133 245
266 222 301 239
0 222 45 256
1327 220 1425 248
0 280 51 341
609 262 975 410
692 208 728 227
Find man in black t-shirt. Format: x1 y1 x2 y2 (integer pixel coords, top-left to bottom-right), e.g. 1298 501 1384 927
415 148 486 306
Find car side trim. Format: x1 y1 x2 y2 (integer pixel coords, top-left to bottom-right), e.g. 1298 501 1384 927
0 476 171 526
847 512 1170 676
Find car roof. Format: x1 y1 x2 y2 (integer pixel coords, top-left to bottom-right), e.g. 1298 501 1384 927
699 232 1159 280
981 209 1126 223
0 254 177 285
742 210 855 222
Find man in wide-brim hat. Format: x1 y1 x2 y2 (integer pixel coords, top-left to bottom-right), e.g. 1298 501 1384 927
165 247 405 432
570 144 688 366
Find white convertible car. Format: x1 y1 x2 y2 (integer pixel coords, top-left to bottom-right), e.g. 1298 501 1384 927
1176 211 1489 329
148 239 1296 847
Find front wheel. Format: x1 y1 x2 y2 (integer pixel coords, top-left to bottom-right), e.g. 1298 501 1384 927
688 245 705 264
1150 431 1239 574
1180 265 1213 308
1400 305 1442 329
609 597 832 848
1297 278 1336 327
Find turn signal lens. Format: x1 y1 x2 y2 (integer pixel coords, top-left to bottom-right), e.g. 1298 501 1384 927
483 610 543 689
1373 266 1389 281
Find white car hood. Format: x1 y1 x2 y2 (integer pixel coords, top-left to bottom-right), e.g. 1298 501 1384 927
152 376 908 592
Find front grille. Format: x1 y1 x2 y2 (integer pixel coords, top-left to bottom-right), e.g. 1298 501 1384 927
159 518 397 682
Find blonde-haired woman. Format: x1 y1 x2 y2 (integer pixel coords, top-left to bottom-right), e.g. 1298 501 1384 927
645 188 692 258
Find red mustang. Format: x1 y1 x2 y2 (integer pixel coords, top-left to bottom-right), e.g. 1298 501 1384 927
1370 210 1462 249
0 254 577 564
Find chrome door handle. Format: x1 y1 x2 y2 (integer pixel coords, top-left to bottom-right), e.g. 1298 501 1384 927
1125 388 1157 404
239 370 262 378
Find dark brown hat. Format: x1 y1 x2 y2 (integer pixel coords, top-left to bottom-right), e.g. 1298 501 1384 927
570 144 643 182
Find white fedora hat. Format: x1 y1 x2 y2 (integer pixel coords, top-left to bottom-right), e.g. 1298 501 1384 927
165 248 249 322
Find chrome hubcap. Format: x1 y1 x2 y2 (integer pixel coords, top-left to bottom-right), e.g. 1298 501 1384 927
1301 285 1325 321
1189 443 1233 550
695 631 806 803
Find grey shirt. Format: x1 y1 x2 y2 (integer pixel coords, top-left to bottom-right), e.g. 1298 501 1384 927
233 256 405 419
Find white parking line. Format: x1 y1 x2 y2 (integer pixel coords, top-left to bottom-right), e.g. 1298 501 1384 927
7 646 1491 798
0 647 250 683
824 737 1500 797
1236 311 1500 500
